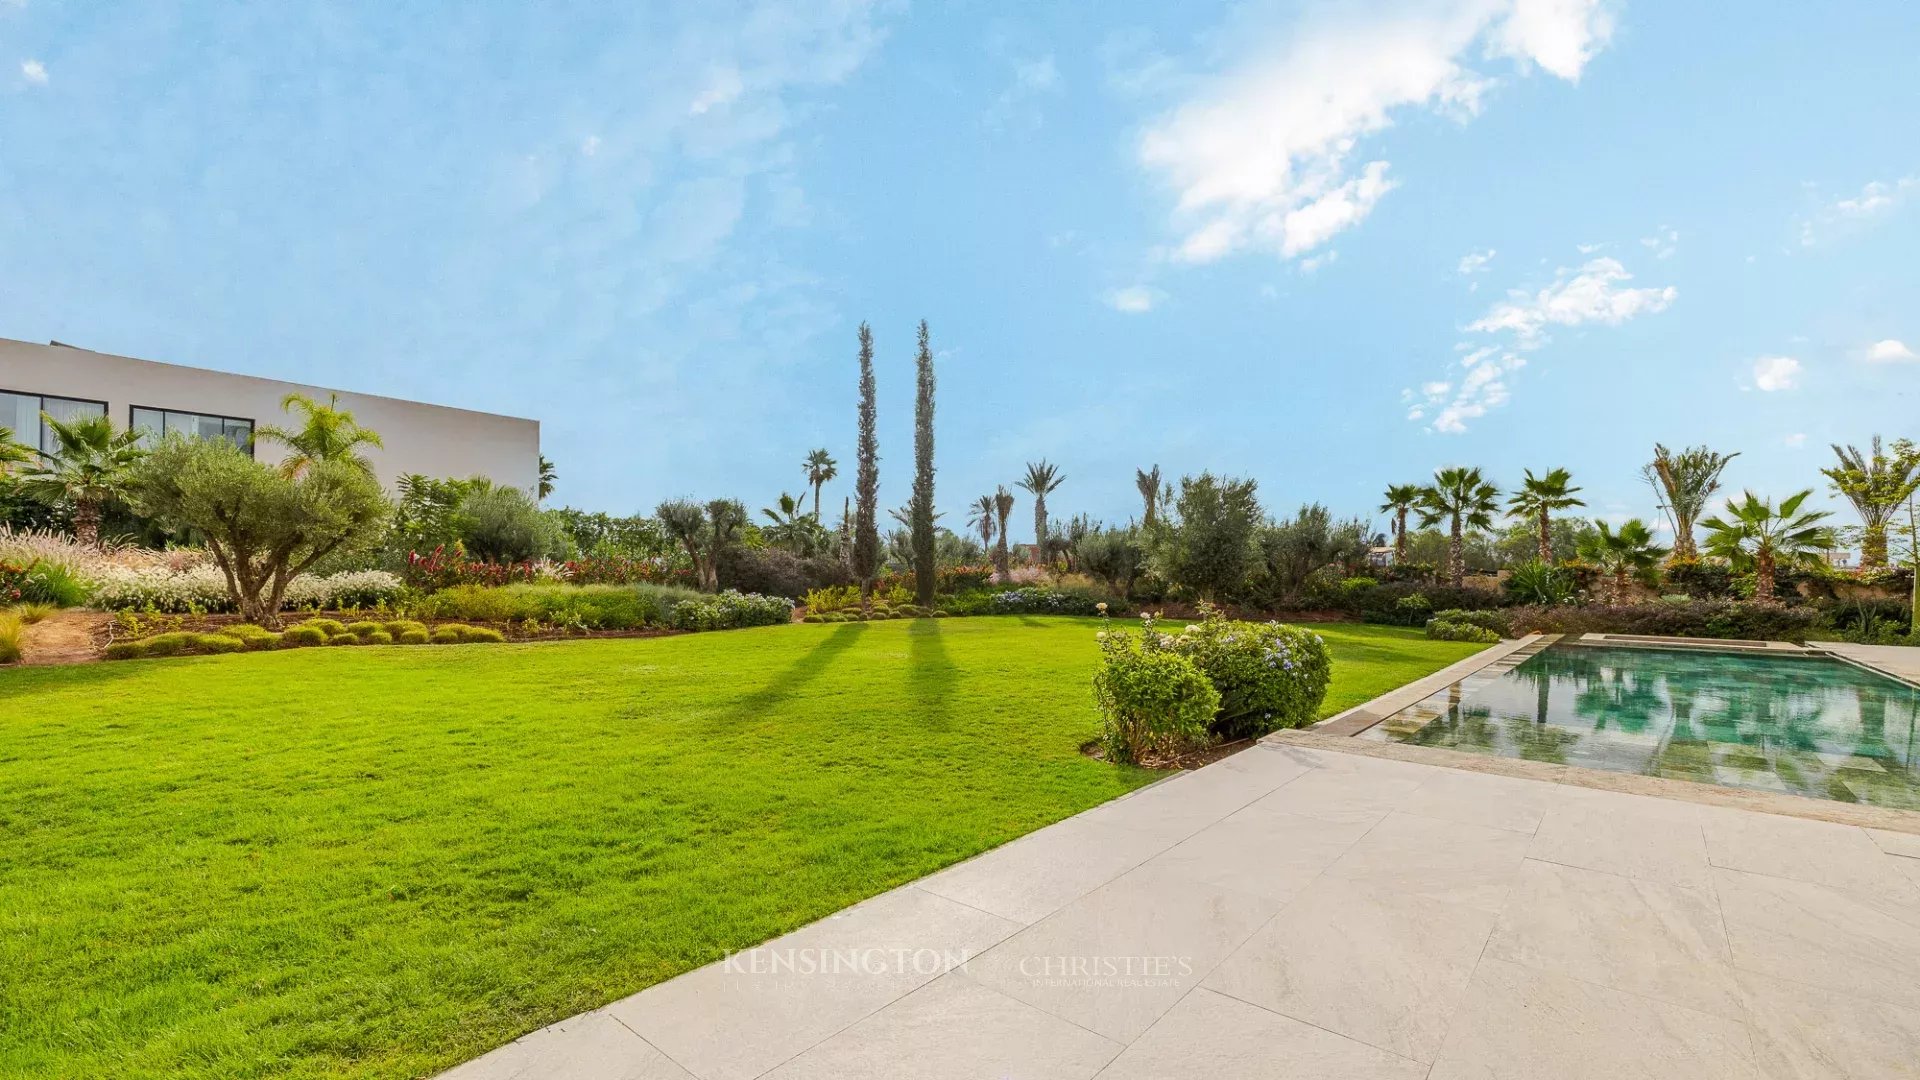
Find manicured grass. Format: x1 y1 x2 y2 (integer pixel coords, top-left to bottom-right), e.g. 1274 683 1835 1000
0 617 1481 1079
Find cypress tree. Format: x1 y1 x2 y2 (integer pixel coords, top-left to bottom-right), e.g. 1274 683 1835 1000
851 323 881 613
910 320 937 608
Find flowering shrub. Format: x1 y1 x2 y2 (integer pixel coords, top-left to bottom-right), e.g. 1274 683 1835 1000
987 586 1106 615
91 565 402 613
1093 616 1220 764
0 560 26 605
802 584 862 613
668 590 794 631
1154 605 1332 738
402 545 695 591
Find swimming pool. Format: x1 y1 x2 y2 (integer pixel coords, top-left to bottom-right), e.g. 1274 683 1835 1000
1364 640 1920 810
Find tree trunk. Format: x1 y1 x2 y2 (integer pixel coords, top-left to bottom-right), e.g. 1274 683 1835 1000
1861 525 1888 571
993 520 1010 582
1537 508 1553 564
811 483 822 519
73 498 102 548
1033 500 1047 568
1755 551 1776 603
1671 515 1697 561
1448 517 1464 587
1394 509 1409 561
1613 568 1630 604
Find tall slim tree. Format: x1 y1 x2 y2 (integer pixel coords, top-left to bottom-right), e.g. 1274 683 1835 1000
803 448 838 517
992 485 1015 581
1821 436 1920 570
1701 490 1833 601
1378 483 1422 563
1643 444 1738 561
968 494 997 556
851 323 881 613
1135 465 1162 527
1018 459 1065 568
1416 466 1501 587
20 414 146 547
910 320 937 608
1508 467 1585 564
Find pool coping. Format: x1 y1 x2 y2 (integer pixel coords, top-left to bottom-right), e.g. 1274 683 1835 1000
1293 632 1920 835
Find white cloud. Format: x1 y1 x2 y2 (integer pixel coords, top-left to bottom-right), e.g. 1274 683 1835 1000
20 58 47 85
580 134 601 157
1137 0 1614 264
1467 257 1676 347
1298 249 1339 274
1406 249 1671 433
1411 347 1529 434
1800 175 1918 245
688 66 745 115
1456 248 1495 276
1784 433 1807 448
1639 225 1677 259
1751 355 1801 392
1866 338 1917 363
1104 285 1163 314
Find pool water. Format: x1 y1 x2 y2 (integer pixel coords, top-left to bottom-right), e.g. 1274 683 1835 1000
1373 642 1920 810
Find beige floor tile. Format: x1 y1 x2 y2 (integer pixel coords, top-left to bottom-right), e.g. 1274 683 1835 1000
1202 876 1498 1063
1485 859 1742 1019
1713 865 1920 1012
1529 791 1712 888
606 886 1019 1080
1737 969 1920 1080
962 861 1279 1043
1323 811 1530 915
1865 828 1920 859
761 974 1120 1080
1427 958 1761 1080
916 817 1171 925
1095 988 1427 1080
1394 767 1559 834
1893 853 1920 889
1140 799 1375 902
437 1012 692 1080
1701 808 1920 908
1248 762 1427 825
1082 749 1314 843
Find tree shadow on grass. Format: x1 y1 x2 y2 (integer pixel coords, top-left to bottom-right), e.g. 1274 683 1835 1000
711 622 867 730
907 619 959 731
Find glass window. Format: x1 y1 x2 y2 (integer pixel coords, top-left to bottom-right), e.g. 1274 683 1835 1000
0 390 105 454
128 406 255 455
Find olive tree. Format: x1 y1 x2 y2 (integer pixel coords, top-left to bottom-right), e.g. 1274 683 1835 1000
130 436 390 627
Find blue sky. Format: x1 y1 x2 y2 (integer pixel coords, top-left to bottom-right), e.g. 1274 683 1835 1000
3 2 1916 541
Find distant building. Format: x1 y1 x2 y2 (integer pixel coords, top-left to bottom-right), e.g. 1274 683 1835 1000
0 338 540 491
1367 545 1397 568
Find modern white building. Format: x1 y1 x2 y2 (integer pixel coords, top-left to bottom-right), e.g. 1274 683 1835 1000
0 337 540 492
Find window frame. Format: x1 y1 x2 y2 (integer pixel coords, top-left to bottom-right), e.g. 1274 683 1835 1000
0 386 111 454
128 403 257 457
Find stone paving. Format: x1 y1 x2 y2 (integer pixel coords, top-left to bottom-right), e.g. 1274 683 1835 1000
441 741 1920 1080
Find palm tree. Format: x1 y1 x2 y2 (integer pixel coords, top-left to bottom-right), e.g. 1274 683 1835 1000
992 485 1016 581
256 392 383 477
968 494 997 554
19 414 146 547
537 455 556 501
1378 483 1422 563
1700 490 1834 601
1017 460 1065 568
1135 465 1162 527
1416 467 1501 587
0 425 32 473
761 492 821 554
1577 519 1667 603
1642 444 1738 561
1821 437 1920 570
1508 468 1585 564
803 448 838 518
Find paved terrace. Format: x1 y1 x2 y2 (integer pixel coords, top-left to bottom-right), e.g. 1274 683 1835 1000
443 740 1920 1080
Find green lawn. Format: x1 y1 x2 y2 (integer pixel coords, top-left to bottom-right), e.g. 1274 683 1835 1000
0 617 1480 1079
